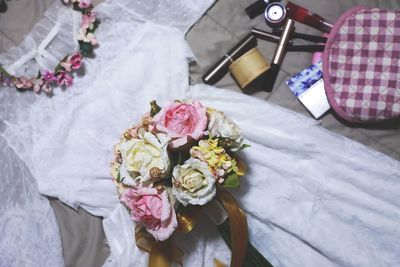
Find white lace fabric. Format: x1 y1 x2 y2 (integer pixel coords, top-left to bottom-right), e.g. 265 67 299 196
1 0 400 267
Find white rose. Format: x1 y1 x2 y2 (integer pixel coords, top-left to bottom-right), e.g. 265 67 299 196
172 158 216 206
119 131 170 185
207 109 244 151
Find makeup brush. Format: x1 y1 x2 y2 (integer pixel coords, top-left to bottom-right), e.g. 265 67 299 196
272 28 327 43
203 33 257 85
252 28 325 52
287 45 324 52
251 28 282 43
264 18 295 92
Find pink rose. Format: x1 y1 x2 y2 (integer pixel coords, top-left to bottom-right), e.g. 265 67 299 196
56 71 73 87
78 0 91 9
70 53 82 70
60 53 82 72
153 101 207 148
81 12 96 29
121 186 177 241
14 77 34 90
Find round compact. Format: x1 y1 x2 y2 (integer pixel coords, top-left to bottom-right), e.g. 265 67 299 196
264 2 287 27
323 6 400 123
229 47 270 91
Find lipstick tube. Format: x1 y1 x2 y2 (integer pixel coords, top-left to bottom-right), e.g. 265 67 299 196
203 33 257 85
286 1 332 32
245 0 268 19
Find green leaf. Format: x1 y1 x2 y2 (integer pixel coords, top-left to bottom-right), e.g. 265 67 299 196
77 3 94 12
87 20 100 33
79 41 93 57
116 171 121 183
222 172 240 188
216 137 231 148
54 55 69 73
238 144 251 151
177 152 183 165
150 100 162 117
72 2 85 12
0 64 12 77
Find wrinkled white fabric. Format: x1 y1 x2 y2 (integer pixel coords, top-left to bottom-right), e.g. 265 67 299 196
1 0 400 267
188 86 400 267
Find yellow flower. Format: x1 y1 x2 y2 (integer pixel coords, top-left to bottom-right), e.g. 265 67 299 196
190 138 239 183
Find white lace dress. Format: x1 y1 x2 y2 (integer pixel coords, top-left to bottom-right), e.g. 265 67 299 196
0 0 399 267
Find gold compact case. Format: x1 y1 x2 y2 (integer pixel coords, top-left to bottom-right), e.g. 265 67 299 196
229 47 270 90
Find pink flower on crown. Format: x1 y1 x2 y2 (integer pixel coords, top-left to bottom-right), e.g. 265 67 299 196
37 73 54 94
81 11 96 30
41 81 53 94
14 77 34 90
56 71 73 87
61 53 82 72
42 70 57 82
33 79 45 93
153 101 208 148
121 185 177 241
64 0 91 9
77 29 97 45
77 0 92 9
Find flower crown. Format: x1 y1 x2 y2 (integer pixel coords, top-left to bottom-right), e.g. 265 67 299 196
0 0 99 94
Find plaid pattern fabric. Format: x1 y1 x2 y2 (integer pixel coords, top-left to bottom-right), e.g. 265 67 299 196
324 7 400 122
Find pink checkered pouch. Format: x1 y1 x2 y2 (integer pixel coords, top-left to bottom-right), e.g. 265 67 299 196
323 6 400 123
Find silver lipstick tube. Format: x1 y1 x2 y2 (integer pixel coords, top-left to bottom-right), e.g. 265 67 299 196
272 18 295 65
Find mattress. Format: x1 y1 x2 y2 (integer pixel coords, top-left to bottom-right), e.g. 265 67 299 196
0 0 399 266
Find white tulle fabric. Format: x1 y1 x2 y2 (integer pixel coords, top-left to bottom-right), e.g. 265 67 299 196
1 0 399 266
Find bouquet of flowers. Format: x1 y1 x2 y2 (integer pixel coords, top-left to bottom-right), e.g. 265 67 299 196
111 100 271 267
